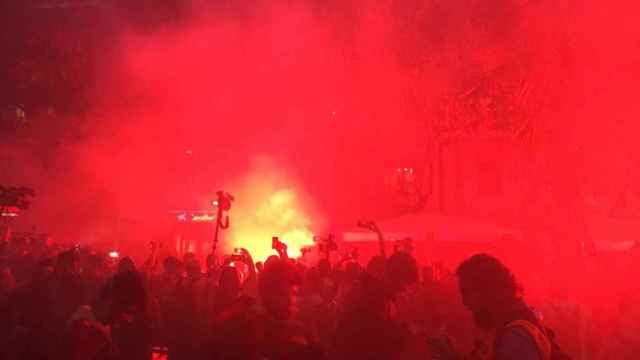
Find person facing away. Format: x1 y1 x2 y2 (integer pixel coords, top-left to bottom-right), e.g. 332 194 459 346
207 266 258 360
80 270 152 360
211 266 242 318
49 250 86 330
332 252 419 360
82 254 108 305
429 253 570 360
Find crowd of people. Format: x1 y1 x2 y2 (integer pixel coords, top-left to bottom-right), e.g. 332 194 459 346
0 232 637 360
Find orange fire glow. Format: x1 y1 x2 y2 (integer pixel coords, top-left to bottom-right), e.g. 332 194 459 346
218 162 318 262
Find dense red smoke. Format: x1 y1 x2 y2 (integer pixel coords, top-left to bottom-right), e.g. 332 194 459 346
2 1 640 312
8 1 430 254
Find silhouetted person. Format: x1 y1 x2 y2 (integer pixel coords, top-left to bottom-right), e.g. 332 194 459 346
50 250 86 330
177 258 208 359
0 263 16 357
333 252 418 360
117 257 136 274
429 253 570 360
183 252 197 267
154 256 183 357
385 252 419 296
256 259 323 359
6 258 55 359
212 266 241 317
206 253 218 279
208 266 259 360
366 255 386 281
83 254 108 304
335 261 360 305
63 270 152 360
263 255 280 271
109 271 152 359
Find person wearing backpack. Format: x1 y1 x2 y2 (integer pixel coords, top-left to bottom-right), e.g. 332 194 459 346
428 253 571 360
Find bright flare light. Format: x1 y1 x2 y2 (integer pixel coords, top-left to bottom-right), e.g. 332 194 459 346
229 189 315 261
222 175 317 262
213 158 321 262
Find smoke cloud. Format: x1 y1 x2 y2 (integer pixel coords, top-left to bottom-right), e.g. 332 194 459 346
3 1 640 282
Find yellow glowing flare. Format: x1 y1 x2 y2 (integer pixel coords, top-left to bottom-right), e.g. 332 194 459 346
218 168 317 262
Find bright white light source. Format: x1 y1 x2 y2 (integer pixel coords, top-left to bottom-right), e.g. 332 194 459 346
109 251 119 259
